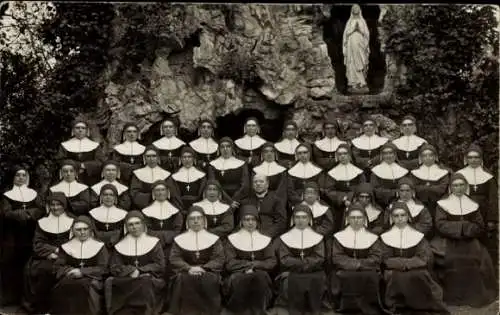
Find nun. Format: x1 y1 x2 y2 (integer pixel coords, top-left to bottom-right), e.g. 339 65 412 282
312 121 347 170
253 142 288 201
111 123 146 184
91 160 131 210
234 117 267 168
392 115 427 170
189 119 219 172
152 118 186 172
350 183 385 235
300 182 334 237
351 117 388 177
274 120 301 169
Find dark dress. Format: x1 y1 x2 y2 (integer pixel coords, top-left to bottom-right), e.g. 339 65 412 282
49 181 99 216
364 204 386 235
193 199 234 238
208 157 250 205
51 239 109 315
234 135 267 168
430 196 497 307
299 201 335 237
105 235 166 315
351 135 388 177
387 200 433 238
287 162 323 207
89 206 128 248
188 137 219 173
129 166 173 210
0 188 44 305
381 227 449 314
370 162 409 209
171 166 207 211
240 191 287 239
274 138 301 169
330 227 382 315
411 164 450 218
168 230 225 315
312 136 347 170
55 138 105 186
23 214 74 313
224 230 276 314
392 135 427 171
252 161 288 202
111 141 146 185
152 136 186 173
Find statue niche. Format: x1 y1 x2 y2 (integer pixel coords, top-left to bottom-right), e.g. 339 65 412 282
323 4 386 95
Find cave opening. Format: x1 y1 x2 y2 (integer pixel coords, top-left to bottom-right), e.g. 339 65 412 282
322 4 386 95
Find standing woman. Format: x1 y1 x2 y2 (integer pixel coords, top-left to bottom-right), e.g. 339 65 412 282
171 147 207 210
313 121 347 170
287 143 323 207
168 206 225 315
22 192 74 314
330 204 382 315
234 117 267 168
431 173 497 307
351 117 388 179
392 116 427 170
189 119 219 172
0 166 44 306
274 205 329 315
88 184 128 248
208 137 250 210
351 183 385 235
111 123 146 184
49 160 98 216
106 211 165 315
55 120 105 186
274 120 301 169
152 118 186 173
224 204 276 315
253 142 287 201
51 216 109 315
91 160 131 210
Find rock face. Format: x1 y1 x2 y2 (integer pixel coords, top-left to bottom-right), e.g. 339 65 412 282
98 4 404 149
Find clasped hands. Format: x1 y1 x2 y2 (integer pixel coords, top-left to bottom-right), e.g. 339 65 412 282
66 268 83 278
188 266 206 276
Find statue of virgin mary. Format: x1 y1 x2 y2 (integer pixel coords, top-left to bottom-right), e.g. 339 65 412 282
342 4 370 91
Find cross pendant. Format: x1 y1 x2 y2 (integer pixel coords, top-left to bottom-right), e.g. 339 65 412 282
78 153 82 159
368 150 372 157
250 252 255 261
426 182 430 186
105 223 110 231
406 152 410 159
221 170 225 176
299 251 305 260
207 154 210 160
346 181 350 188
473 185 478 192
248 156 252 163
22 203 26 210
195 251 200 259
168 152 173 158
186 184 190 192
160 220 164 228
213 217 218 224
134 259 139 267
202 161 206 168
79 261 85 268
130 157 135 164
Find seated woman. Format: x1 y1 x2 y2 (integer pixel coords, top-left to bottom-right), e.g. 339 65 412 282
350 183 385 235
287 143 323 207
274 120 301 169
234 117 267 168
253 142 287 201
300 182 334 237
330 203 382 315
193 180 234 238
49 160 98 216
431 173 497 307
189 119 219 172
313 121 347 170
141 180 183 260
168 206 225 315
89 184 128 248
208 137 249 210
392 115 427 170
274 205 329 315
380 202 449 315
106 211 165 315
91 160 131 210
370 142 409 209
22 192 74 314
111 123 146 184
51 216 109 315
171 147 207 210
0 166 44 306
152 118 186 173
55 120 105 186
224 204 276 315
351 117 388 178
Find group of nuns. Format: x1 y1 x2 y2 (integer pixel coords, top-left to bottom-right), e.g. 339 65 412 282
0 115 498 315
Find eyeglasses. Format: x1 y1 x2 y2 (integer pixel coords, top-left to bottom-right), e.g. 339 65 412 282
402 123 414 126
363 123 374 127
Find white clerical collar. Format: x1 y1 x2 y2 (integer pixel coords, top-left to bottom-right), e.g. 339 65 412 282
61 238 104 259
61 137 99 153
327 163 364 181
411 164 449 181
189 137 218 155
4 185 38 202
301 201 329 218
228 229 271 252
334 226 378 249
371 162 408 180
274 138 301 155
113 141 146 156
91 180 128 196
288 161 322 179
381 225 424 249
351 134 388 150
400 199 424 217
365 204 381 222
254 161 286 177
89 206 128 223
234 135 266 151
193 199 231 216
174 229 219 251
50 180 88 198
152 136 185 150
457 166 493 186
255 191 268 198
392 135 426 152
280 227 323 249
115 233 160 256
314 136 346 152
38 213 74 234
437 194 479 216
210 156 245 171
133 166 171 184
142 200 180 220
172 166 206 183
